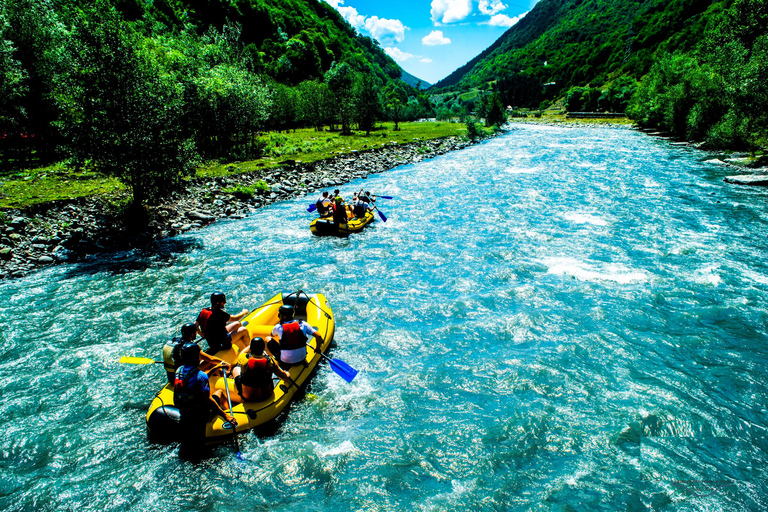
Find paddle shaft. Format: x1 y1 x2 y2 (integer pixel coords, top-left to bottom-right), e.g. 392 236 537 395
221 369 241 455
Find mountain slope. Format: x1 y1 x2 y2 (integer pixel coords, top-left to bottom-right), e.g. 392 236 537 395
431 0 733 96
119 0 403 85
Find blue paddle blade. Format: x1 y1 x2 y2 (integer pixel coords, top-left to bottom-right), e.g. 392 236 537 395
328 358 358 383
378 195 394 199
307 203 317 212
377 209 387 222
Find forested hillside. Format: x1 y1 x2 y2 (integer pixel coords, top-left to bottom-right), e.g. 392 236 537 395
430 0 767 150
0 0 436 208
433 0 730 97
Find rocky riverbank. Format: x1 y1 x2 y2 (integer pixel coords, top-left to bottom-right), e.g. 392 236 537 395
0 135 484 280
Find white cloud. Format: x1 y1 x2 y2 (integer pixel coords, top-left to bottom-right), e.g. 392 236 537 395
336 4 366 30
430 0 472 24
421 58 433 63
385 47 415 62
488 12 525 27
422 30 451 46
364 16 407 43
479 0 507 15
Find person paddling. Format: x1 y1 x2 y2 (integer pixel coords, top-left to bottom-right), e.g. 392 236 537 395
315 191 332 217
162 323 229 384
174 343 236 447
232 337 292 402
267 305 324 369
196 292 249 354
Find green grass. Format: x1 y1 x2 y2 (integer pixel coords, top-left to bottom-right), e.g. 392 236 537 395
0 163 125 209
0 121 469 209
198 121 467 178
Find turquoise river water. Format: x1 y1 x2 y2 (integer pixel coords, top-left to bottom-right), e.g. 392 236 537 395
1 124 767 511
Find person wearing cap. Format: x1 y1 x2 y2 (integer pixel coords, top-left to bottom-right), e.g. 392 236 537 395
232 337 292 402
266 304 324 368
196 292 250 354
173 342 236 445
162 323 230 384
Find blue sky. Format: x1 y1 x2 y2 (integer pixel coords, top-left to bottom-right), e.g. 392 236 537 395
324 0 540 84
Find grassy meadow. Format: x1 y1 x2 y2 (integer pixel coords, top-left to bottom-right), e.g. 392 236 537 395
0 121 468 209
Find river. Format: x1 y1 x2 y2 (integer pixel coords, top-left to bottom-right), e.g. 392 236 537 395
1 124 766 511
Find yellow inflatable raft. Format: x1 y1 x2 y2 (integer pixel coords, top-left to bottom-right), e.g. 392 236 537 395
146 291 335 444
310 210 375 236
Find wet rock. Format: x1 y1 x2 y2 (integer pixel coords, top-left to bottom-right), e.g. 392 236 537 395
187 211 215 222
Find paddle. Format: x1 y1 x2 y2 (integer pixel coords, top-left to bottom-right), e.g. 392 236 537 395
307 343 358 383
221 369 242 459
120 356 163 365
376 195 394 199
307 203 317 212
374 206 387 222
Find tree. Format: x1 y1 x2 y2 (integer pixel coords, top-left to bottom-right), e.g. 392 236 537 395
55 2 198 208
0 12 26 137
479 91 506 127
384 80 409 131
354 74 381 134
325 62 356 135
297 79 332 131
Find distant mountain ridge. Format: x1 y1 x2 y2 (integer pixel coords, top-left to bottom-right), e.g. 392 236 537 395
400 69 431 90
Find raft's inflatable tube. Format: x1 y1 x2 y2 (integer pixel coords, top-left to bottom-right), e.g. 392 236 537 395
310 211 374 236
146 405 181 443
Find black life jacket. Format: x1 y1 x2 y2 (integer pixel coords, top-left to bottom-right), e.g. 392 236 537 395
173 366 206 412
280 320 308 350
316 197 329 215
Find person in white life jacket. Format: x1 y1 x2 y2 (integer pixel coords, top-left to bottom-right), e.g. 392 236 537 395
196 291 250 354
162 323 230 384
173 343 236 443
315 191 332 217
232 337 292 402
266 305 324 369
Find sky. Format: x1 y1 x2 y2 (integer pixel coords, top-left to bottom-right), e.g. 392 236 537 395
324 0 540 85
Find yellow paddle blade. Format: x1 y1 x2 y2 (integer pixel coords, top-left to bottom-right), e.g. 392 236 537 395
119 356 160 365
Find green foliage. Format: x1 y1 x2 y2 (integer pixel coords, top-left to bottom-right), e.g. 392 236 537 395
466 121 480 140
54 1 198 206
478 91 506 127
222 183 256 199
628 0 767 149
254 179 270 193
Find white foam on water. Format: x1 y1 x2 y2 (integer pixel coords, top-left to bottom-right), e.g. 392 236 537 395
546 257 650 284
563 212 608 226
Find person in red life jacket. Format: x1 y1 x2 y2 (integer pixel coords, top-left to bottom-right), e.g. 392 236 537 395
266 305 324 369
162 323 230 384
174 343 236 444
331 196 348 228
196 292 250 354
232 337 292 402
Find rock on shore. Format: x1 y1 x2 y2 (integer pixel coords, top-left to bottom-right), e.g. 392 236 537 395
0 135 480 280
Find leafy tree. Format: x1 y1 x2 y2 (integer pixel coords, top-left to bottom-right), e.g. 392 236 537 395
55 1 198 208
354 74 381 135
297 79 332 131
0 11 27 137
325 62 356 135
384 80 409 131
479 91 506 127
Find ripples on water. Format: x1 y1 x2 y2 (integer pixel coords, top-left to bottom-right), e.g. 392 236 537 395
1 124 767 511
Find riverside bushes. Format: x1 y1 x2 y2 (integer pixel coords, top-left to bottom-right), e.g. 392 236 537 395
628 0 768 150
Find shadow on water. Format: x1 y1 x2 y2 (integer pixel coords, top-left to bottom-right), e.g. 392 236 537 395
61 238 202 280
